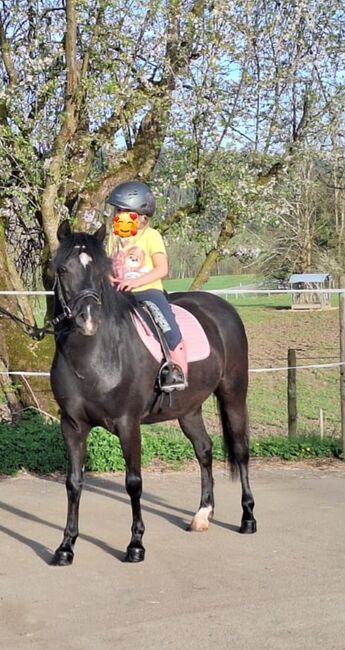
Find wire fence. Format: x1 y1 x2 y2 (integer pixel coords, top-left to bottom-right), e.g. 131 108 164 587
1 286 343 438
0 287 343 377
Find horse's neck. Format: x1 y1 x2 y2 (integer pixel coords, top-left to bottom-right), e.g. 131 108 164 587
59 320 125 369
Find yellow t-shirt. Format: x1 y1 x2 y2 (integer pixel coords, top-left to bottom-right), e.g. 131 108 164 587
108 226 167 292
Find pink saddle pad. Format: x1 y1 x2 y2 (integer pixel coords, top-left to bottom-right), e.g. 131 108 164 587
133 304 210 364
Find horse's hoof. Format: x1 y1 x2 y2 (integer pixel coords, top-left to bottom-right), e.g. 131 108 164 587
239 519 257 534
187 506 213 532
187 518 209 532
50 550 74 566
124 546 145 563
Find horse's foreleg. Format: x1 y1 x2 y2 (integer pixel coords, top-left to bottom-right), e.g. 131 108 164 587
118 422 145 563
51 420 88 566
179 411 214 532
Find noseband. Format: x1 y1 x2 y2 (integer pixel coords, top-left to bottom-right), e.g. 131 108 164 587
54 273 102 323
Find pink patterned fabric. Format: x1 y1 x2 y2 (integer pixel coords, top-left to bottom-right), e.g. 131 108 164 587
112 250 125 279
133 305 210 364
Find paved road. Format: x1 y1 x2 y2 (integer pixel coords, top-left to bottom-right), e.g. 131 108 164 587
0 461 345 650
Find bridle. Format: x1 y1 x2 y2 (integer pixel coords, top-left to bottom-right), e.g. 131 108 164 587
54 272 102 324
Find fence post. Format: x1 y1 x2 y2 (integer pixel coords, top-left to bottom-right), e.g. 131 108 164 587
288 348 297 437
339 275 345 454
319 408 324 440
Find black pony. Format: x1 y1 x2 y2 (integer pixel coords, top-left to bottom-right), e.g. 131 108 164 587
50 221 256 565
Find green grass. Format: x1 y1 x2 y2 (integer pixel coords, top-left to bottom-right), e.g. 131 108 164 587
163 273 259 292
0 412 342 476
248 373 341 437
165 275 342 439
163 275 339 312
250 435 342 460
234 292 339 313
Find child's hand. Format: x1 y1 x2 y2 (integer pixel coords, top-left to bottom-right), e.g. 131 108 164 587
114 277 142 292
108 274 117 287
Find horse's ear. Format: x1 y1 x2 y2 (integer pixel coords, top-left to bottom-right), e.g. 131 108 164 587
94 223 106 243
57 220 72 242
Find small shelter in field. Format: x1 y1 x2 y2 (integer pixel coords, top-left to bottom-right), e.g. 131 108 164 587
288 273 333 310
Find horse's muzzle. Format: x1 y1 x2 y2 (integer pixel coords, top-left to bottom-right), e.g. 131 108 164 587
69 289 102 336
74 305 101 336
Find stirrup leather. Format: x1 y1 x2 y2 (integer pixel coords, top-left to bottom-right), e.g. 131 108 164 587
141 304 188 393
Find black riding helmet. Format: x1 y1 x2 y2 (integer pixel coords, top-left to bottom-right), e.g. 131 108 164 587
107 180 156 217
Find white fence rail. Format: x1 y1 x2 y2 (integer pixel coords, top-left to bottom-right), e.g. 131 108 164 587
0 288 343 377
2 288 345 296
210 288 345 294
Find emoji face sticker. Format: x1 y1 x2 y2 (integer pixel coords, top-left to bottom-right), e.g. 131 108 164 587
113 211 138 237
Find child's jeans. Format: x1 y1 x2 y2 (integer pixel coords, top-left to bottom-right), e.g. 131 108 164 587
134 289 182 350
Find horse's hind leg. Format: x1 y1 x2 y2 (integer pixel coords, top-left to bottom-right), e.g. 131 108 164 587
51 417 89 566
216 388 257 534
178 410 214 532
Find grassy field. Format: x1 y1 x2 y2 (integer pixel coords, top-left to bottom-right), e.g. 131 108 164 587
163 273 259 292
162 274 341 440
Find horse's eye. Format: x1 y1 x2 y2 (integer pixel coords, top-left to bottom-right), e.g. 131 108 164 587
59 266 68 275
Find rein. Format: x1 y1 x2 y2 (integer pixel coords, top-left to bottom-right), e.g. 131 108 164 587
0 305 54 341
0 274 102 341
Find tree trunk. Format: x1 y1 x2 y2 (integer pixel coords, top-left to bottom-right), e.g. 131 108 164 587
0 325 22 419
0 228 26 416
189 211 238 290
0 218 56 418
6 253 36 326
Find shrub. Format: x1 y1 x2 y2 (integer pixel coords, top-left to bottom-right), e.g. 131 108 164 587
0 412 342 476
250 435 342 460
0 412 67 475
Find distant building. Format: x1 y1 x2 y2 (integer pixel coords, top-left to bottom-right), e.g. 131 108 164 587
288 273 333 310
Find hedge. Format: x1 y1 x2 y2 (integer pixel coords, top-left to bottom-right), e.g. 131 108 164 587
0 412 342 476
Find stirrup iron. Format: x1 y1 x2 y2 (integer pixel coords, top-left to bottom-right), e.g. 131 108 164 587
157 361 188 393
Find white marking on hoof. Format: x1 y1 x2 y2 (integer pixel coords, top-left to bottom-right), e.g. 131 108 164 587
188 505 213 532
79 252 92 267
